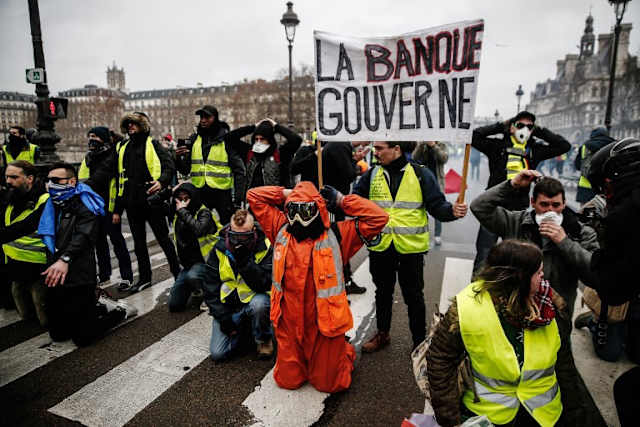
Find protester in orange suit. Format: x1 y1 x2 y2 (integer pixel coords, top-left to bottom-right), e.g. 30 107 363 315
247 182 388 393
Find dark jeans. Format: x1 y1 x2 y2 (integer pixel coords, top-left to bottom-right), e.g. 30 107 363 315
614 367 640 427
168 263 208 312
96 213 133 282
473 225 498 273
126 205 181 283
589 297 640 363
200 187 233 225
47 284 125 346
369 245 426 346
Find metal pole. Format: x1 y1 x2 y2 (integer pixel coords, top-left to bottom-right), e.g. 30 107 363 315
288 42 293 128
27 0 60 164
604 23 622 132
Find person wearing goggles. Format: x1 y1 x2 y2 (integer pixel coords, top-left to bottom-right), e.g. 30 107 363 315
247 181 388 393
202 209 274 361
469 109 570 275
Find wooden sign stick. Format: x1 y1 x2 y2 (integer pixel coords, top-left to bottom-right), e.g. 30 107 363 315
457 144 471 204
317 138 323 189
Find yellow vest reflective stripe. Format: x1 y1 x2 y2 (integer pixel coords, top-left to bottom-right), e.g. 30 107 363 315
506 136 529 180
368 164 429 254
3 143 36 164
172 205 222 259
117 137 161 197
578 145 593 189
218 238 271 303
3 193 50 264
457 282 562 426
190 136 232 189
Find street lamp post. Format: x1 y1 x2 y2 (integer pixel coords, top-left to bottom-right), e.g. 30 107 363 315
280 2 299 128
27 0 60 164
515 85 524 113
604 0 631 133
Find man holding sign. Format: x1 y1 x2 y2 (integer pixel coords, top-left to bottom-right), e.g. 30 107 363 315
353 142 467 352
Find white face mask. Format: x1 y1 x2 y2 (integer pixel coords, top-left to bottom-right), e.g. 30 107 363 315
252 142 270 153
535 211 563 226
514 127 531 144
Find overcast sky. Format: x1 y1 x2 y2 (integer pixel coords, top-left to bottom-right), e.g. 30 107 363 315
1 0 638 119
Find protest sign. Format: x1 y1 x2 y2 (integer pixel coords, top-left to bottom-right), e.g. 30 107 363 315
314 20 484 143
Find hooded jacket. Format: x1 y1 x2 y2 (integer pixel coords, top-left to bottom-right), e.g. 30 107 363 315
471 122 571 210
172 183 217 268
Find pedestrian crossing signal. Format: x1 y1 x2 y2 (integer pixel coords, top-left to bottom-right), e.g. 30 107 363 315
38 97 68 120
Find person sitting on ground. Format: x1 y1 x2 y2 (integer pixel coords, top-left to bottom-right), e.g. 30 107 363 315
202 209 274 361
168 183 220 312
39 162 136 346
427 239 563 427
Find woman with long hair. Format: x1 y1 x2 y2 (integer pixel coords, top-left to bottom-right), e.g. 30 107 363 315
426 239 564 427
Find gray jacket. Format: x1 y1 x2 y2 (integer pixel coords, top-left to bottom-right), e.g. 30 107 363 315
470 180 599 312
412 142 448 193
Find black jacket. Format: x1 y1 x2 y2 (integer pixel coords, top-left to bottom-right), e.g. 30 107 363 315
472 122 570 209
52 196 99 287
171 183 218 269
291 141 359 194
202 225 272 325
175 121 246 204
115 133 175 213
353 156 456 225
83 147 117 209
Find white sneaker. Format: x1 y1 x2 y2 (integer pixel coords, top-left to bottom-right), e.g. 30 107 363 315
98 295 138 319
434 236 442 246
200 300 208 312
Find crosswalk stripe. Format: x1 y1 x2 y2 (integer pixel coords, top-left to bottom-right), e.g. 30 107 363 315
0 277 174 388
243 258 376 427
438 257 474 313
48 313 210 427
0 308 22 329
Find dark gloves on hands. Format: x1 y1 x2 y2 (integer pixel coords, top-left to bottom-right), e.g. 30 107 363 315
320 185 344 215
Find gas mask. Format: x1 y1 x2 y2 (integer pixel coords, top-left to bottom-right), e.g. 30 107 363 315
286 201 319 227
535 211 563 226
226 228 257 262
513 122 534 144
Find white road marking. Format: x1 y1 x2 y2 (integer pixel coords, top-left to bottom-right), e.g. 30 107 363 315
243 258 376 427
101 252 168 287
0 278 173 388
48 313 210 427
0 308 22 329
438 257 474 313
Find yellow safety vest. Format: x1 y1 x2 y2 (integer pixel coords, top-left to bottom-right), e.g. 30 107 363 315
457 282 562 427
218 238 271 303
172 205 222 260
578 145 592 190
3 143 36 164
368 164 429 254
190 136 232 190
78 158 117 212
506 136 529 180
3 193 50 264
117 137 161 197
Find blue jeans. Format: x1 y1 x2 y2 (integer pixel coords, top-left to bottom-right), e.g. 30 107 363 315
168 263 208 312
209 293 271 361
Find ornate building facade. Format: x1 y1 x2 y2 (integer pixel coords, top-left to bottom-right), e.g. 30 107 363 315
0 92 37 140
525 16 640 145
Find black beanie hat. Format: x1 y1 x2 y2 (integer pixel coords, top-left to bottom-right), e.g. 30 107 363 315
88 126 112 144
252 121 276 146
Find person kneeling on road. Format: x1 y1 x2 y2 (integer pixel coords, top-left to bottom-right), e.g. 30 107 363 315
202 209 274 361
38 163 136 346
168 183 220 312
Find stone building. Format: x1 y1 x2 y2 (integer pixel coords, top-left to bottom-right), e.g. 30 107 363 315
0 91 37 140
525 15 639 145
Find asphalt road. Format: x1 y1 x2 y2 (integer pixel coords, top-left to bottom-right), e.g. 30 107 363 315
0 155 621 426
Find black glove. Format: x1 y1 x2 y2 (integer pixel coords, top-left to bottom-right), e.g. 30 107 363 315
219 317 237 336
320 185 344 215
232 246 250 267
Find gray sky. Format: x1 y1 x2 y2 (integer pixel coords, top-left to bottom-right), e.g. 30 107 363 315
1 0 638 119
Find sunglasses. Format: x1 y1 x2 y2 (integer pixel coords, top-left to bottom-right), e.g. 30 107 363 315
46 176 71 184
515 122 534 130
286 202 319 226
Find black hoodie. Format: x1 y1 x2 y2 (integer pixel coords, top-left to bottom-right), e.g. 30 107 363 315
172 183 218 268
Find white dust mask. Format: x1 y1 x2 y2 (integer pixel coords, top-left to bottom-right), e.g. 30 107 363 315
515 127 531 144
252 142 270 153
535 211 563 226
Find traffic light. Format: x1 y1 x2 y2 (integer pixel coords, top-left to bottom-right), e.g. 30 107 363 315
37 97 68 120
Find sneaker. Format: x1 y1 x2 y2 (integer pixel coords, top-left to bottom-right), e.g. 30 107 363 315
200 300 208 312
257 339 274 359
362 331 390 353
117 280 133 291
345 280 367 295
129 280 152 293
434 236 442 246
574 311 594 330
98 295 138 319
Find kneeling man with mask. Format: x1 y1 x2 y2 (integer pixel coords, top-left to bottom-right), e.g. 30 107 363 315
247 182 388 393
202 209 274 360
